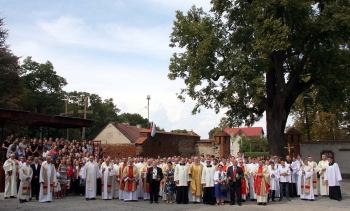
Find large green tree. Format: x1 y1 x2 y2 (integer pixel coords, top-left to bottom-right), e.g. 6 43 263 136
0 18 22 109
168 0 350 157
117 113 149 128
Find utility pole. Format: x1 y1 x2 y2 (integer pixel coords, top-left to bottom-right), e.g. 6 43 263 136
147 95 151 127
60 98 73 140
78 96 93 140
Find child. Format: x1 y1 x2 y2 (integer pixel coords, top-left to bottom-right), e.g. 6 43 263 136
54 172 62 199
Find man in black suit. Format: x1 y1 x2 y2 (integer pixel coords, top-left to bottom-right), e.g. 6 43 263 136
147 161 163 204
30 157 41 200
226 159 243 206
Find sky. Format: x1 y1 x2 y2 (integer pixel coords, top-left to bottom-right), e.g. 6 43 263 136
1 0 292 138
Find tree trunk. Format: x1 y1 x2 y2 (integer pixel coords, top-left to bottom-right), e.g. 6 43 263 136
266 98 289 158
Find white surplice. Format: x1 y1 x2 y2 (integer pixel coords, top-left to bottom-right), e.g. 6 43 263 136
18 164 33 200
82 161 100 199
292 160 302 195
100 162 116 199
317 160 329 196
3 158 18 198
39 162 56 202
247 163 258 199
299 165 314 200
324 163 342 187
308 161 318 195
269 167 280 191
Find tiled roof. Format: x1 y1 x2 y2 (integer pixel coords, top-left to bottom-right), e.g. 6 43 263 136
112 122 141 143
197 139 214 143
135 137 147 144
224 127 264 137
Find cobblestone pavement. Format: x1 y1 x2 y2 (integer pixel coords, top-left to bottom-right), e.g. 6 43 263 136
1 180 349 211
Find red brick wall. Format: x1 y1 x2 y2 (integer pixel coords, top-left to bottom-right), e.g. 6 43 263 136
139 132 198 158
101 143 142 158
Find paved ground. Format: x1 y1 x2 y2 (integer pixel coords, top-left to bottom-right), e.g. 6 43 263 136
1 180 349 211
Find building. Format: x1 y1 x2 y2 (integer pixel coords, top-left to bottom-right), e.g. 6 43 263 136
224 127 264 155
95 122 231 158
93 122 141 144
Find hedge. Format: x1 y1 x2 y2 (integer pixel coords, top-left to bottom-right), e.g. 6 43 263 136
243 152 269 158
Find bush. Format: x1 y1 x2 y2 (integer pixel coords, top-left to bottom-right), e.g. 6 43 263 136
243 152 269 158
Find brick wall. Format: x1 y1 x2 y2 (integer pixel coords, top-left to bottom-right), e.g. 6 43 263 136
101 143 142 158
138 131 198 158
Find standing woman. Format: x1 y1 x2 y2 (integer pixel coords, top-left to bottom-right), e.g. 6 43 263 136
2 136 12 161
30 139 39 157
58 159 68 197
37 139 44 157
73 160 80 195
164 162 175 203
50 146 58 162
214 164 227 205
66 159 73 195
78 160 86 196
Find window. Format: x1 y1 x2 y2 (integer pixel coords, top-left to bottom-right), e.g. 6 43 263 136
230 141 234 146
230 150 234 155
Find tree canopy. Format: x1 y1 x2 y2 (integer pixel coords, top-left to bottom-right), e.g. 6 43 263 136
169 0 350 156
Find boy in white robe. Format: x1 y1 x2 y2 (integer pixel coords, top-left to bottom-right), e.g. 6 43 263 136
247 158 258 200
18 157 33 203
324 157 342 201
113 159 121 199
269 162 279 202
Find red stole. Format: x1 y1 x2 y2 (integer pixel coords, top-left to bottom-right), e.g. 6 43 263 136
127 166 134 192
222 165 227 172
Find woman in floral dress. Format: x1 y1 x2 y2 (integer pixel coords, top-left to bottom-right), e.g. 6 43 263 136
214 164 228 205
164 162 175 203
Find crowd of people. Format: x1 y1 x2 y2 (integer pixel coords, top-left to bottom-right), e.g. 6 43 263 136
2 136 343 206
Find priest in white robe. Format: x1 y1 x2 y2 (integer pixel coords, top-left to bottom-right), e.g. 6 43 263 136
18 157 33 203
139 159 152 200
122 158 139 201
135 158 144 198
101 156 116 200
39 156 56 203
247 158 258 200
324 157 342 201
113 159 121 199
201 160 215 205
293 155 303 196
317 154 329 196
299 159 314 201
3 153 19 199
82 156 100 200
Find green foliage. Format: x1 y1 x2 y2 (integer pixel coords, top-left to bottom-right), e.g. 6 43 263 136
171 129 188 134
239 136 269 153
168 1 350 155
244 152 269 158
20 57 67 114
0 18 22 109
208 127 220 139
117 113 149 128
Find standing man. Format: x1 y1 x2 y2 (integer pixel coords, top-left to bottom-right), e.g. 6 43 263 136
201 159 215 205
324 157 342 201
299 159 315 201
140 159 152 200
238 158 249 202
30 157 41 200
269 162 279 202
113 158 121 199
278 160 290 201
253 160 270 206
293 155 303 196
3 153 19 199
118 157 128 200
122 158 139 201
39 156 56 202
174 157 191 204
227 160 244 206
286 155 295 197
18 156 33 203
247 157 258 201
147 161 163 204
82 156 100 201
188 156 203 203
307 156 318 196
101 156 115 200
317 154 329 196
